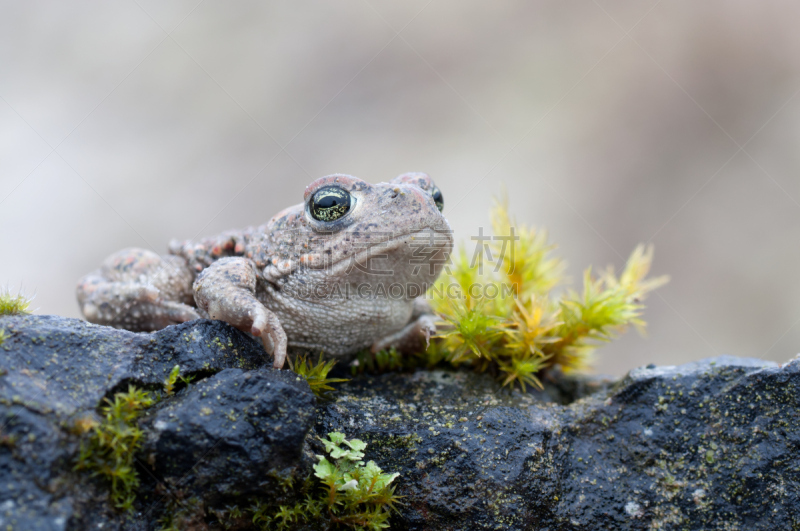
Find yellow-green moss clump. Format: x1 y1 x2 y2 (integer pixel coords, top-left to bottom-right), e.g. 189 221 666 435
74 385 155 511
75 366 197 511
0 289 31 316
422 199 668 390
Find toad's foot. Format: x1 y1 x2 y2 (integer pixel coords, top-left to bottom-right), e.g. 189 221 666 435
371 314 436 354
193 257 288 369
371 299 437 354
77 248 200 331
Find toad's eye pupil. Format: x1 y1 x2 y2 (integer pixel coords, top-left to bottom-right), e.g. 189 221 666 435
431 186 444 212
310 187 352 222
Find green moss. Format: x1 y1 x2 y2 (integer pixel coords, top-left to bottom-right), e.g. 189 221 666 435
351 347 405 375
74 385 154 511
422 199 668 389
163 364 194 396
158 496 205 530
291 353 348 400
75 366 197 511
0 289 31 316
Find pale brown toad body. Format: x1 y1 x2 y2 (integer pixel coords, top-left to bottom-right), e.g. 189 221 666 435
77 173 453 369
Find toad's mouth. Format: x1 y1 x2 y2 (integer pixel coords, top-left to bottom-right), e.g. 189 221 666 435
300 228 453 275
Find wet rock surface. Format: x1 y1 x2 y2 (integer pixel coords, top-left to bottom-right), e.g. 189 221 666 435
139 368 314 505
326 357 798 531
1 314 798 530
0 315 314 530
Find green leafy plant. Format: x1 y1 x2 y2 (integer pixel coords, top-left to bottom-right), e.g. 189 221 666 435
292 353 349 399
0 329 7 347
215 433 401 530
74 385 154 511
425 199 668 390
0 288 31 316
311 432 401 529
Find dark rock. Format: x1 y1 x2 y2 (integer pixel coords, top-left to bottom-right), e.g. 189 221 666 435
2 314 799 530
316 357 800 531
0 405 73 531
0 314 271 419
0 315 314 530
139 368 315 504
314 370 564 530
555 356 797 530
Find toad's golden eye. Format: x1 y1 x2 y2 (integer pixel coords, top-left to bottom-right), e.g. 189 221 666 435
309 186 353 222
431 186 444 212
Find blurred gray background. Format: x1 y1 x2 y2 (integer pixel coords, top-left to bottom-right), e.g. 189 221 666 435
2 1 800 376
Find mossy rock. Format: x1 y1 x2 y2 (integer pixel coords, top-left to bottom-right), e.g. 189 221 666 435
1 314 798 530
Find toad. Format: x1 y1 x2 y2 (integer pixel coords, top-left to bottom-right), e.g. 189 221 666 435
77 173 453 369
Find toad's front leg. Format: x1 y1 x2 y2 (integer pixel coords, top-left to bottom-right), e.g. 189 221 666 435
193 257 288 369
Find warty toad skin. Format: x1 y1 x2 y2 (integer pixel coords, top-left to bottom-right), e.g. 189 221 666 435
77 173 453 369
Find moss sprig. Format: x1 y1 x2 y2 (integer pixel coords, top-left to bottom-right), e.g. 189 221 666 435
0 288 31 316
425 199 668 389
163 364 195 396
490 197 565 299
292 353 349 399
351 347 405 375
